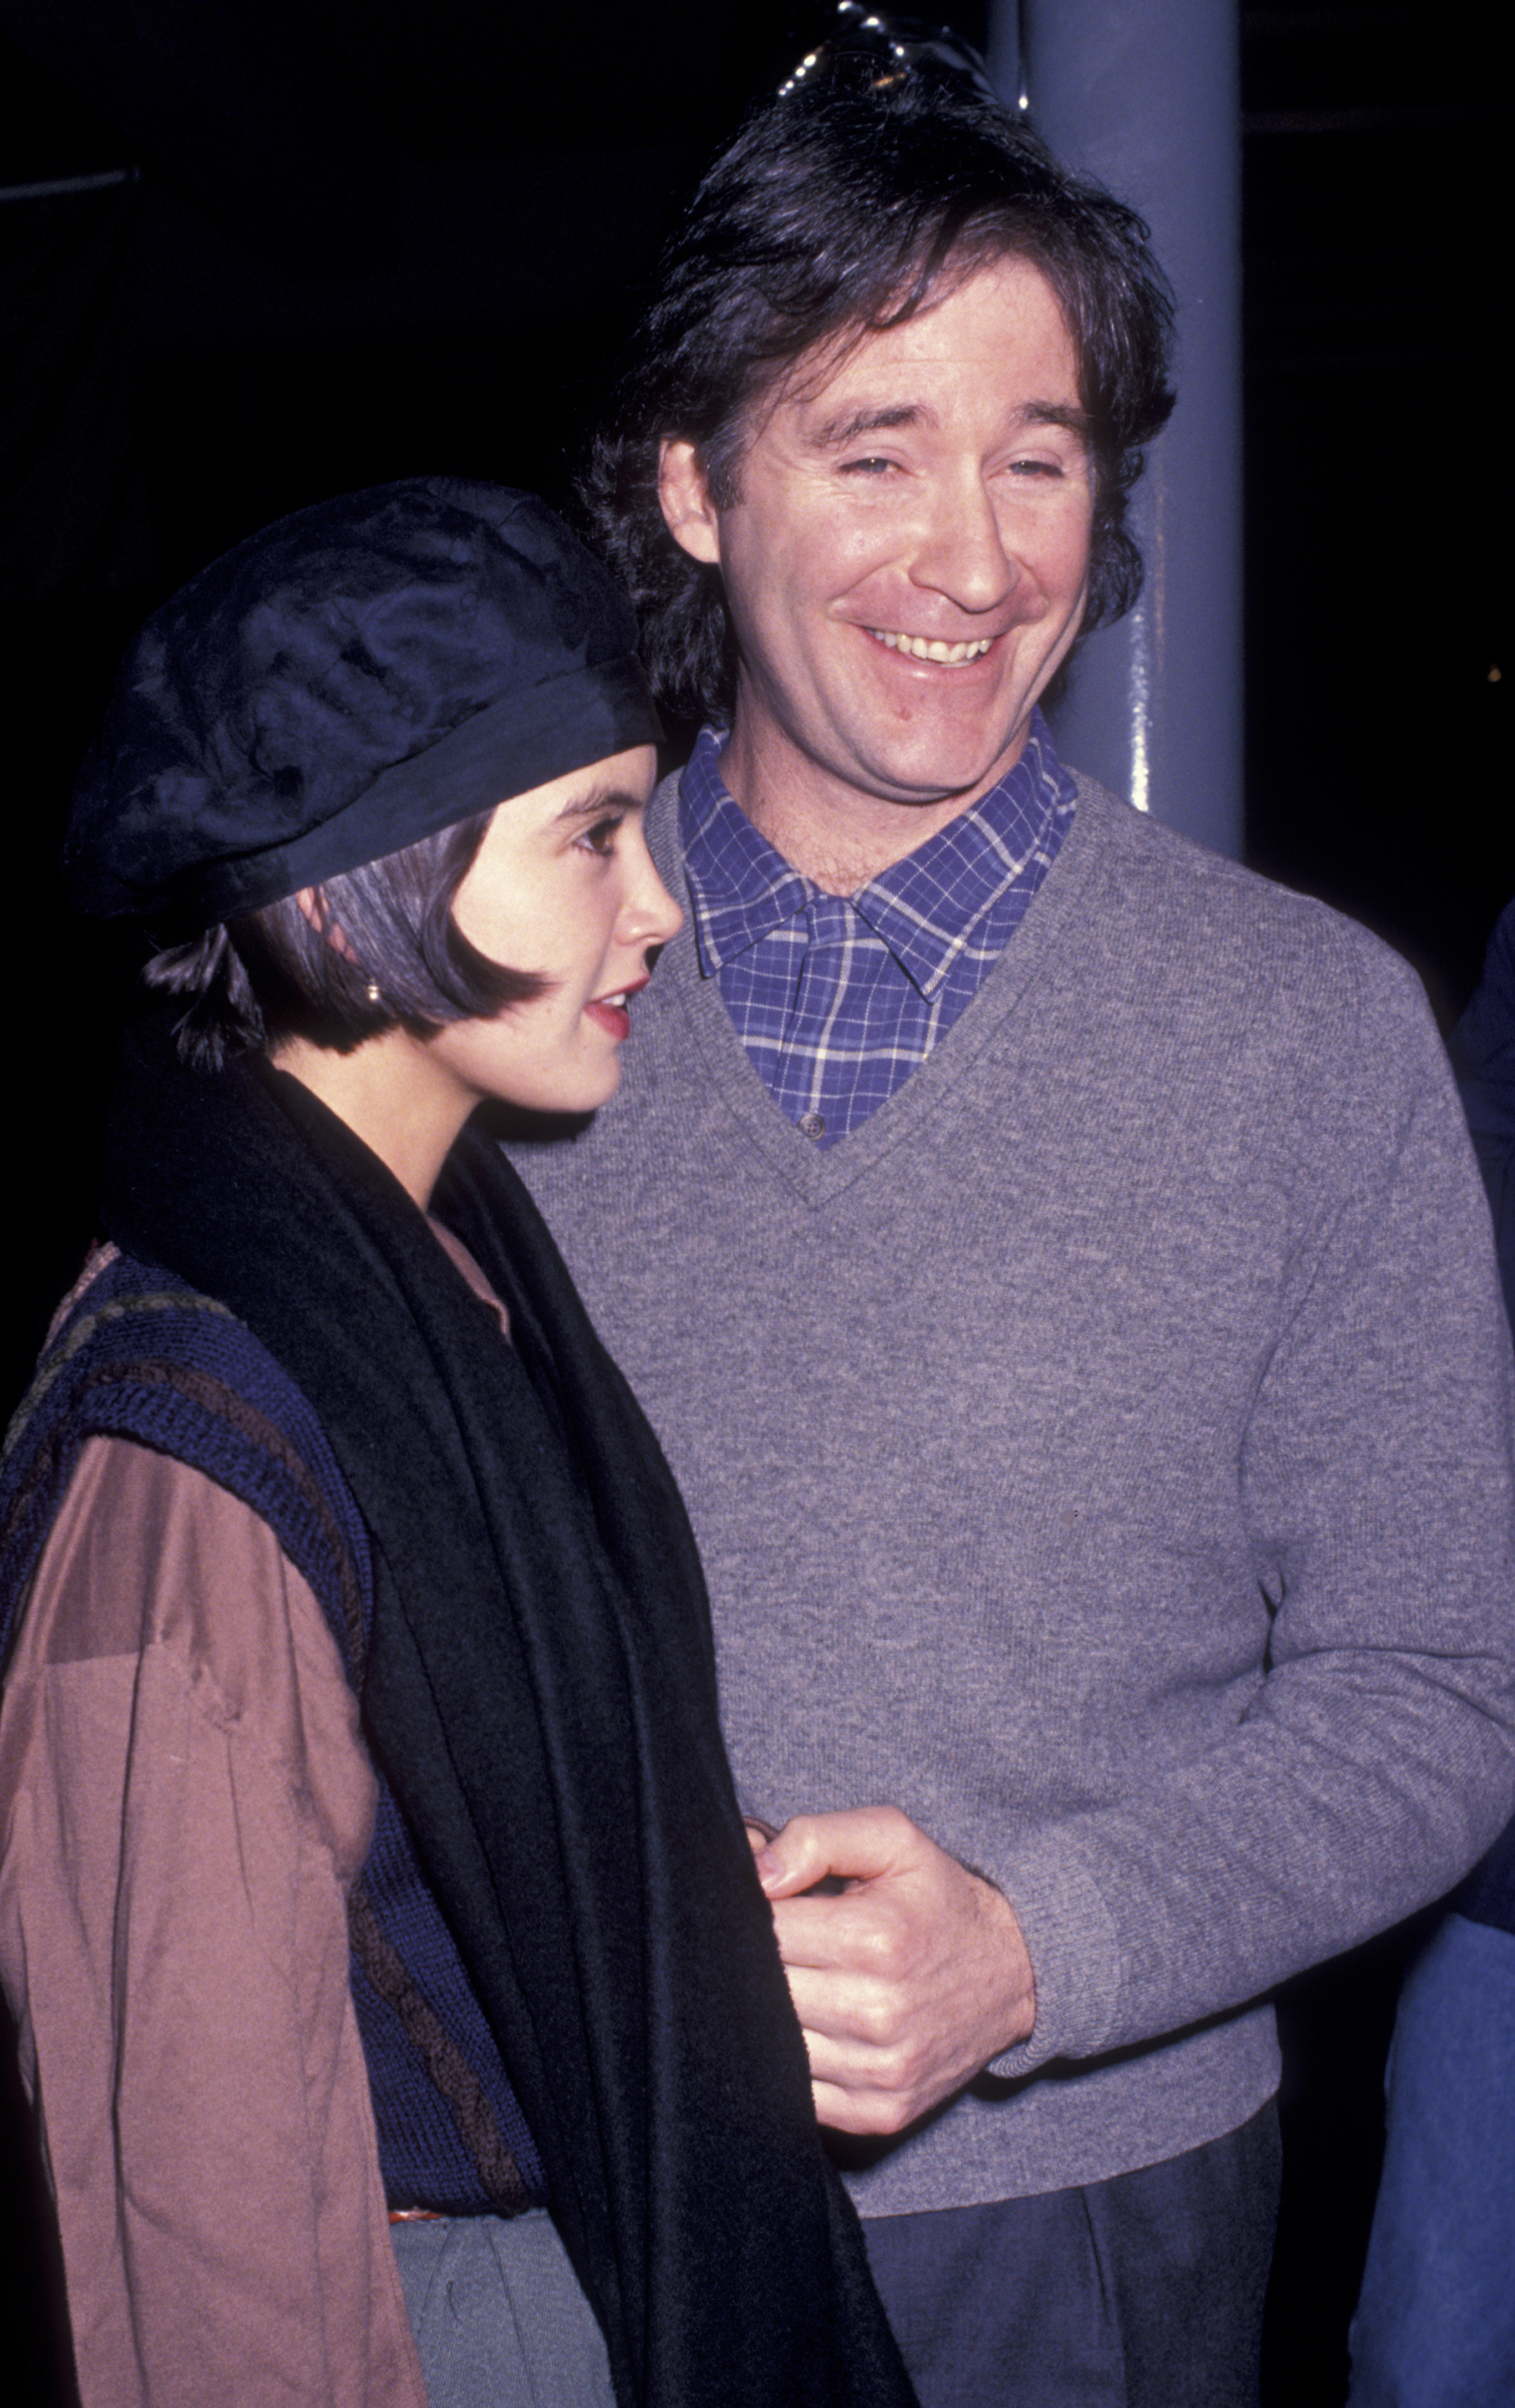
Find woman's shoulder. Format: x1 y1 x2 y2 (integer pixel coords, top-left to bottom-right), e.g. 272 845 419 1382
2 1245 373 1686
11 1434 363 1763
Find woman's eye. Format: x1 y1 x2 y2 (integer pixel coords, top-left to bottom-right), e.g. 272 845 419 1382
577 816 623 858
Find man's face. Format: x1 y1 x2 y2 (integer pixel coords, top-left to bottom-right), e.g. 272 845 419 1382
660 254 1095 824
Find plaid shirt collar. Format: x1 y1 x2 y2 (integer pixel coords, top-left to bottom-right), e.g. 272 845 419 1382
680 711 1073 1000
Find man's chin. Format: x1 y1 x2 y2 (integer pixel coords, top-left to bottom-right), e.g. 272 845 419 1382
853 735 1033 813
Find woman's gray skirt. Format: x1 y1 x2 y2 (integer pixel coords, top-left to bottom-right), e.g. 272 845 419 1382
392 2208 615 2406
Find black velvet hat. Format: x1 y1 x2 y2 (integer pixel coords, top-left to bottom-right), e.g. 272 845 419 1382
65 477 664 928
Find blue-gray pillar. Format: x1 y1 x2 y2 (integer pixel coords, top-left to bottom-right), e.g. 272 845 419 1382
989 0 1243 857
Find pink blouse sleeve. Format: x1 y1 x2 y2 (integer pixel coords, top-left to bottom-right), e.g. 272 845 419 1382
0 1436 429 2408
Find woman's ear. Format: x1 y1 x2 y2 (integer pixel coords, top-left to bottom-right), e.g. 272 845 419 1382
296 887 353 957
657 439 723 566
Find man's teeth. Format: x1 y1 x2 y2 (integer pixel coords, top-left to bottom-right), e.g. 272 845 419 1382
600 993 627 1007
869 629 994 663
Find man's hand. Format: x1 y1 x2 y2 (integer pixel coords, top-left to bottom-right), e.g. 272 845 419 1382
752 1804 1036 2135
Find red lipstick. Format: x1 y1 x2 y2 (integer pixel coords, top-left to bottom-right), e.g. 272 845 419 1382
584 974 649 1042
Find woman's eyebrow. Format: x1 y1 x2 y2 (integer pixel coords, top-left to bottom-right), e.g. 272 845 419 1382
554 786 644 823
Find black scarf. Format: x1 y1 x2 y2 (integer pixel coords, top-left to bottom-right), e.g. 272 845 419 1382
101 1013 916 2408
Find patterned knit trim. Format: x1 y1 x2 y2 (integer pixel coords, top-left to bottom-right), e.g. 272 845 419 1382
347 1879 530 2214
90 1357 370 1686
3 1283 236 1462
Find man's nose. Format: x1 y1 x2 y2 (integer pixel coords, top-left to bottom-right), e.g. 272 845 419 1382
907 472 1016 614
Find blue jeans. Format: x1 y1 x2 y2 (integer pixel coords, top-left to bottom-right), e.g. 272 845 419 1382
1348 1913 1515 2406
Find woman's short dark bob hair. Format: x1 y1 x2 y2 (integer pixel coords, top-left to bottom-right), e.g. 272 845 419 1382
583 55 1176 726
69 477 664 1069
147 811 546 1073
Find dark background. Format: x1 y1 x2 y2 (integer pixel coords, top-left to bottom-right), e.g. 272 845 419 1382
1 4 1509 2402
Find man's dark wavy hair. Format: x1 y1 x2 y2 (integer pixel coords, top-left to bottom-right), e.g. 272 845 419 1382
583 57 1176 725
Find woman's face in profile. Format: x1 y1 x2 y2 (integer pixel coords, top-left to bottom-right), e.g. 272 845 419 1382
428 743 680 1117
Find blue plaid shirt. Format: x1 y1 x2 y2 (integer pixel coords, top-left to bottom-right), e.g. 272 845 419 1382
679 713 1077 1148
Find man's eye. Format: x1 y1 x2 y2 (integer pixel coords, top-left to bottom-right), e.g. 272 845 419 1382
840 456 897 477
1009 457 1065 479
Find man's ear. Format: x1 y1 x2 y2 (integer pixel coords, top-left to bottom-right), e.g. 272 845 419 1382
657 439 722 566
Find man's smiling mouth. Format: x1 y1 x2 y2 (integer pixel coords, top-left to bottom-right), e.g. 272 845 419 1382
867 628 995 664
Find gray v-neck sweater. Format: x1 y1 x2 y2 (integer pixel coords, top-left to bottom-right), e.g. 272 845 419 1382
506 771 1515 2214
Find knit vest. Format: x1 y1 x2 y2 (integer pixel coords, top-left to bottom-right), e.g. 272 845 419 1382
0 1243 546 2215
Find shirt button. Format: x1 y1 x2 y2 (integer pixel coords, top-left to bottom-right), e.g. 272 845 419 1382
798 1112 827 1141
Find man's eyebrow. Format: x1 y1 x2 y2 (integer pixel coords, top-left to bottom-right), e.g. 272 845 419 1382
806 403 938 450
1022 401 1094 442
804 399 1094 450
